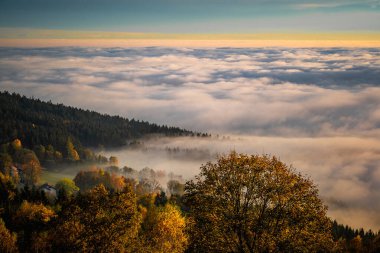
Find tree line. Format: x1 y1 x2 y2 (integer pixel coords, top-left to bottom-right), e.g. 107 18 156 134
0 91 207 156
1 151 380 252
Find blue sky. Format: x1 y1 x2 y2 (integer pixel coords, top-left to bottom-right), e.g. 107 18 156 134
0 0 380 33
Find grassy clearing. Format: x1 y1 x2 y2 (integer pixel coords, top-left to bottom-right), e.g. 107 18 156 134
40 170 76 185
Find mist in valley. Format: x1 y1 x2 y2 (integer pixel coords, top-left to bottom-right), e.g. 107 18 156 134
2 47 380 230
100 134 380 230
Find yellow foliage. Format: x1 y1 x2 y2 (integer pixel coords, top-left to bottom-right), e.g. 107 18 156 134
66 138 80 161
351 235 363 251
142 204 188 253
21 152 41 185
51 184 141 252
14 201 56 225
11 139 22 150
0 218 18 253
185 151 333 252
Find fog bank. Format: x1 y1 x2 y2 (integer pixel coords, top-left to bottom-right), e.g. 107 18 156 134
103 135 380 230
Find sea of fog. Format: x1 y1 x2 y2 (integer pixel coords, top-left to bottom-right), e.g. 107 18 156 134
1 47 380 230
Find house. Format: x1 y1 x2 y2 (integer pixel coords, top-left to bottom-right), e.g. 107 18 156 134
39 183 57 200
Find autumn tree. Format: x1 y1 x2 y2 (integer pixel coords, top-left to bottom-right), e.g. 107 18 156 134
139 167 156 181
0 172 19 217
51 184 141 252
109 156 119 166
74 168 126 191
167 179 185 196
0 153 13 172
136 179 161 196
122 166 138 180
66 138 80 161
11 139 22 151
12 201 56 251
139 195 188 253
350 235 363 252
184 152 333 253
0 218 18 253
33 145 46 161
55 178 79 201
13 201 56 228
136 167 161 196
21 151 41 186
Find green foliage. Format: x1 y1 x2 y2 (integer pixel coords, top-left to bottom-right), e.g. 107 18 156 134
185 151 334 252
55 178 79 198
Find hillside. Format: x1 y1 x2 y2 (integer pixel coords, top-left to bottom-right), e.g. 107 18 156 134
0 91 199 152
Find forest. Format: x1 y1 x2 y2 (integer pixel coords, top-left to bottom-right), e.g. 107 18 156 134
1 92 380 252
0 91 207 154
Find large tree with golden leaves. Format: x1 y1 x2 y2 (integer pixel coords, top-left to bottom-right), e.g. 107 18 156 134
184 152 333 253
51 184 141 252
139 201 188 253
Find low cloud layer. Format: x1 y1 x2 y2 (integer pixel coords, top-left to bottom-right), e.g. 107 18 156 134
1 47 379 136
1 47 380 229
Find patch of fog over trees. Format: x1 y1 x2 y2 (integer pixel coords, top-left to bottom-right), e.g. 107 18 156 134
103 134 380 231
104 161 186 196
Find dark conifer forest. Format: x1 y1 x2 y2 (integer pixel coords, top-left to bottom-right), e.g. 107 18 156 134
0 91 199 150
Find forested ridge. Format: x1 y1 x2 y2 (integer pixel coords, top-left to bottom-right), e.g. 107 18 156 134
0 91 200 151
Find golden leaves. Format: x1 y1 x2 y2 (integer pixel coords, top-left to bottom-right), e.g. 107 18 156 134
184 151 333 252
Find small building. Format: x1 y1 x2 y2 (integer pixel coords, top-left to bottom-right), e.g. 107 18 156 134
39 183 57 200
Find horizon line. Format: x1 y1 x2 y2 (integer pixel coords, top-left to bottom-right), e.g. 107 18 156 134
1 28 380 40
1 28 380 48
1 38 380 48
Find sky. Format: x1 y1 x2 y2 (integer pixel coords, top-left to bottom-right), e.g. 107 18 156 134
1 47 380 229
0 0 380 34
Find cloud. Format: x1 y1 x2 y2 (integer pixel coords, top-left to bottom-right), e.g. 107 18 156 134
3 47 379 135
1 46 380 229
293 3 349 10
292 0 378 9
289 0 380 10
